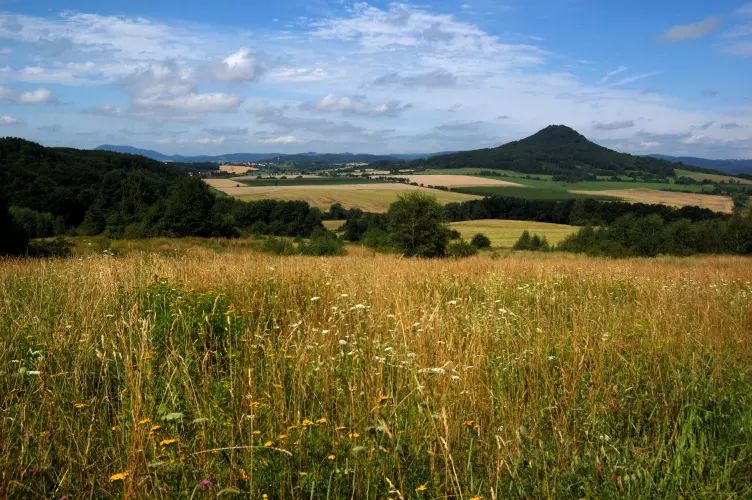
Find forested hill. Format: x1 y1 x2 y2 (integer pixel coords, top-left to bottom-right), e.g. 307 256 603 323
1 137 181 230
413 125 697 181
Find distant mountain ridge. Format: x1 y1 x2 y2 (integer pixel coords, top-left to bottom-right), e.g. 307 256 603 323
650 155 752 175
95 145 435 164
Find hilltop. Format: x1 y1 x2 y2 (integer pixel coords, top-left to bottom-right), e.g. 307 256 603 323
414 125 697 181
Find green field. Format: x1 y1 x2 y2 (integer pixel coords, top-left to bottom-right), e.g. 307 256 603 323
674 168 752 185
449 219 579 247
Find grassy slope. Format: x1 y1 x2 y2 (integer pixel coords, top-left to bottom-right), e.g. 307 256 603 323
674 168 752 185
2 249 751 498
449 219 578 247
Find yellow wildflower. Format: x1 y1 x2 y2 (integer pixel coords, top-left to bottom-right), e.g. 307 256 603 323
252 430 261 435
463 419 476 428
73 402 87 409
302 418 314 428
110 472 128 482
111 425 119 431
316 417 327 424
416 484 428 492
327 454 336 460
159 438 178 446
277 434 288 440
335 425 347 431
347 431 360 439
137 418 151 425
264 440 273 447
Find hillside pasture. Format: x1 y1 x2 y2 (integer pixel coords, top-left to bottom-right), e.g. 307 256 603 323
570 188 734 213
449 219 579 247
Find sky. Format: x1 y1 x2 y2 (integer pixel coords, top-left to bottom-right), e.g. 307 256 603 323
0 1 751 158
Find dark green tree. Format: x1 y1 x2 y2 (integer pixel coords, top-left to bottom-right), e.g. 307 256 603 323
470 233 491 249
387 192 451 257
161 178 226 237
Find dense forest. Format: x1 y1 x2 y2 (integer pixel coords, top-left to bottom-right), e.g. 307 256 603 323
442 196 723 225
410 125 701 180
558 213 752 257
0 138 323 254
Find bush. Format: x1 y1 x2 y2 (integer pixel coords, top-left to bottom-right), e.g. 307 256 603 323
513 231 549 251
446 240 478 258
9 206 56 238
26 237 74 258
361 228 393 252
470 233 491 249
299 230 345 256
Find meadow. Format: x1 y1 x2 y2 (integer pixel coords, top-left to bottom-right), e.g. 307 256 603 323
448 219 579 247
1 246 751 498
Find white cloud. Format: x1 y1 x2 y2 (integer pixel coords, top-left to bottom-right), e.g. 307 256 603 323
659 16 722 42
681 133 707 145
0 86 54 103
0 114 23 125
260 135 300 144
207 47 260 82
311 94 410 117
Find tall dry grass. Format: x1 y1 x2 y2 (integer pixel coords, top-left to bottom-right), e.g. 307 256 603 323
1 249 751 498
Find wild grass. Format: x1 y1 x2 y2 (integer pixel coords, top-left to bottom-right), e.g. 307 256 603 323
1 249 751 498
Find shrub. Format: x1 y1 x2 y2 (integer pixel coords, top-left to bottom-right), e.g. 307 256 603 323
299 230 345 256
262 237 298 256
470 233 491 249
446 240 478 258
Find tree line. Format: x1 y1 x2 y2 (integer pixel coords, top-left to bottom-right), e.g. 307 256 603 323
0 138 324 255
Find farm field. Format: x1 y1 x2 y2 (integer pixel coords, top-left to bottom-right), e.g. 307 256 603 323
233 177 382 187
674 168 752 185
219 165 258 175
394 174 524 188
204 181 480 212
570 188 735 213
1 248 751 498
449 219 579 247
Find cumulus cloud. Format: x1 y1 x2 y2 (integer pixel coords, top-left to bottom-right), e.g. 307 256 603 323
659 16 722 42
0 86 54 103
372 69 457 87
83 104 127 116
594 120 635 131
206 48 261 82
308 94 411 117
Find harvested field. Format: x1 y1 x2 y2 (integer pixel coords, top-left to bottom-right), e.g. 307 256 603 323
395 174 525 188
219 164 258 174
204 178 245 189
569 188 735 213
206 182 480 212
449 219 579 247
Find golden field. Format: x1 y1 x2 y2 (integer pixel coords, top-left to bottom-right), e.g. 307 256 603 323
569 188 735 213
448 219 579 247
1 246 751 498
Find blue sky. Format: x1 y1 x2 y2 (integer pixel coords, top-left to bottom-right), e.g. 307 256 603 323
0 1 751 157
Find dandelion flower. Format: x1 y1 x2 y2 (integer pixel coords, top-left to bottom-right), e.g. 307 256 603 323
159 438 178 447
109 472 128 482
347 431 360 439
263 440 273 447
327 454 336 460
72 402 87 409
416 484 428 492
316 417 327 424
